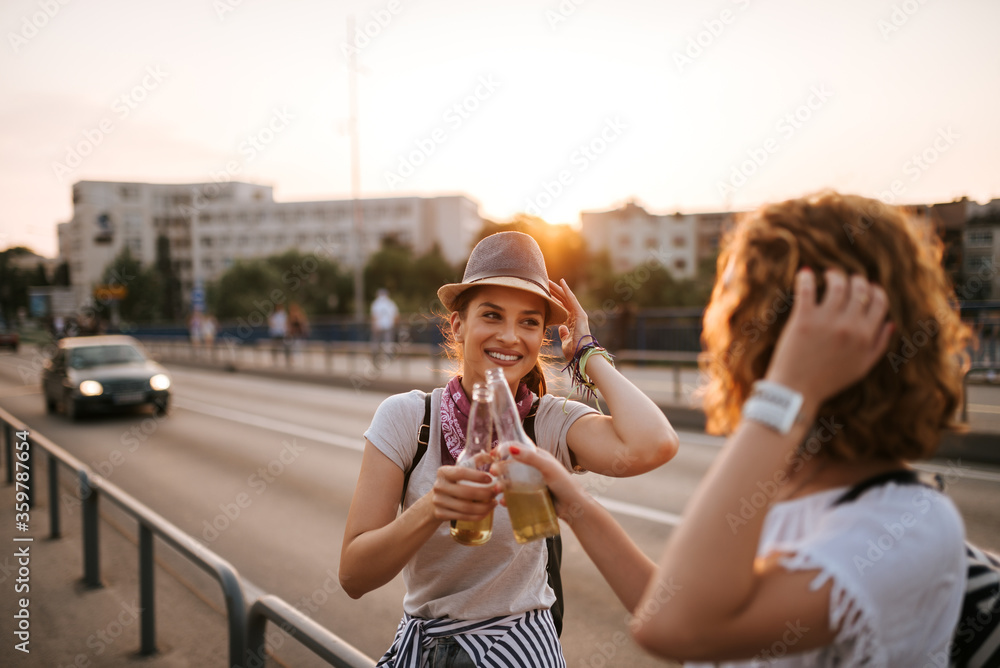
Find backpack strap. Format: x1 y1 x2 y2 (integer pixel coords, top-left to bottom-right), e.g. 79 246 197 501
832 469 923 506
400 392 432 508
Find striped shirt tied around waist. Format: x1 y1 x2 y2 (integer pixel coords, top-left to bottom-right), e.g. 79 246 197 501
376 609 566 668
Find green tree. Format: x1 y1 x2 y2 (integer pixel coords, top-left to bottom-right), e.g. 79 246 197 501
53 261 71 286
100 247 163 323
0 247 47 324
363 236 458 313
207 251 352 321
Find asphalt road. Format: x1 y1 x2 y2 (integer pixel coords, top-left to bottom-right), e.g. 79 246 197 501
0 348 998 667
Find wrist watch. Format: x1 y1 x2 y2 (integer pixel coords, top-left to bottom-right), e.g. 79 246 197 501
741 380 804 434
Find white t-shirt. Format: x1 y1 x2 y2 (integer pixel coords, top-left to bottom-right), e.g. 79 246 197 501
371 295 399 331
268 309 287 337
690 482 966 667
364 388 596 620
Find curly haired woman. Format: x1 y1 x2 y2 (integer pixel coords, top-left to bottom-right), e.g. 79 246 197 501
511 191 973 666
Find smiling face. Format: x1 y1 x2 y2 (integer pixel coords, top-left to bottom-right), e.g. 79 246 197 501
450 285 548 394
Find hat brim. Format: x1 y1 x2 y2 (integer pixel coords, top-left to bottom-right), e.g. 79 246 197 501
438 277 569 326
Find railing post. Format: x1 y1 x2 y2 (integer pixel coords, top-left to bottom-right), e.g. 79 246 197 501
80 472 101 587
48 453 60 538
139 523 156 655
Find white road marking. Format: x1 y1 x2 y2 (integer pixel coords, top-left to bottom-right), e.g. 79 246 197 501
172 397 364 452
595 497 684 527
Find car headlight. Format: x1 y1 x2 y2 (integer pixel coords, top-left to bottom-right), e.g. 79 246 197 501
79 380 103 397
149 374 171 391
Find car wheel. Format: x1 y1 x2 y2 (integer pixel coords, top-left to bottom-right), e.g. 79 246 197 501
153 398 169 417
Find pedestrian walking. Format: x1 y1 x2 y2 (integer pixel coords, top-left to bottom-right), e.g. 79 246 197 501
370 288 399 363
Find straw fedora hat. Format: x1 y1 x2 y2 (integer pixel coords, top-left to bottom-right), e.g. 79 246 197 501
437 231 569 325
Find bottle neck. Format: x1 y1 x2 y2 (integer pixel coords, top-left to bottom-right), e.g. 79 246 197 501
487 374 530 445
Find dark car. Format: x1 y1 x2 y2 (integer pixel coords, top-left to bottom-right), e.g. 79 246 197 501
42 335 171 420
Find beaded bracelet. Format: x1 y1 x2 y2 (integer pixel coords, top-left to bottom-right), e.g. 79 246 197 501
562 335 614 414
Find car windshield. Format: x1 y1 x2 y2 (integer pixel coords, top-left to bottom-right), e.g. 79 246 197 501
68 345 146 369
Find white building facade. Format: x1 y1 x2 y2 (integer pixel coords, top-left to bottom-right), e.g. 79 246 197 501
581 201 734 279
58 180 483 310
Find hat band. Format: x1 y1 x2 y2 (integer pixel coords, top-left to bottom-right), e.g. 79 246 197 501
466 271 551 296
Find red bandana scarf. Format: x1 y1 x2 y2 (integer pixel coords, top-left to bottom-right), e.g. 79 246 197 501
440 376 535 465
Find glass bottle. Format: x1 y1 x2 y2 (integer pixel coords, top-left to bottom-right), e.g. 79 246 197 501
485 367 560 544
451 383 495 546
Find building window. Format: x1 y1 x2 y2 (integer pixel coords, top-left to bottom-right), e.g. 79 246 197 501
645 238 658 249
674 258 687 271
673 236 686 248
201 237 213 248
968 230 993 247
119 185 140 201
965 255 993 273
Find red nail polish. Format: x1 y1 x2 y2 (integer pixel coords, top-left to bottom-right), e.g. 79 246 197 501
510 446 521 455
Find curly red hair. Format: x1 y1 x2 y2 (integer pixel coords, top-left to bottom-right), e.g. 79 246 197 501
701 191 972 462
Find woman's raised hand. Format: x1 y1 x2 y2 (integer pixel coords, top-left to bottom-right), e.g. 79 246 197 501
549 279 592 362
765 268 894 408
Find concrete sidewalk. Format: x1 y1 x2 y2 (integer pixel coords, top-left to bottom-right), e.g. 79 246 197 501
0 453 232 667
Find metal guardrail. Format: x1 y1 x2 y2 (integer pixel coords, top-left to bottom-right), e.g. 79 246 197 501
247 595 373 668
142 337 450 386
0 406 377 668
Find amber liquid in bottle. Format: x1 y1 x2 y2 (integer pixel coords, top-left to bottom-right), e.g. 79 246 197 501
503 482 560 544
486 368 560 543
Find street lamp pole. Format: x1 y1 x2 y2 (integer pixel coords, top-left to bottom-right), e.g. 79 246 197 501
347 16 365 330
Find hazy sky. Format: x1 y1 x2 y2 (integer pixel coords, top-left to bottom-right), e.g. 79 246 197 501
2 0 998 257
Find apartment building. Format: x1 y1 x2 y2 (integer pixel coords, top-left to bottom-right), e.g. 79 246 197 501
580 200 735 279
57 180 483 309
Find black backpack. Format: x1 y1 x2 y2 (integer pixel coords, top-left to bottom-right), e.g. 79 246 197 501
833 470 1000 668
401 394 565 637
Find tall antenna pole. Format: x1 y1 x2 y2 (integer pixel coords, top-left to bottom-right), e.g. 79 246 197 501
347 16 365 326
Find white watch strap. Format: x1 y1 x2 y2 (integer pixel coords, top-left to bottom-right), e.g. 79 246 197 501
742 380 804 434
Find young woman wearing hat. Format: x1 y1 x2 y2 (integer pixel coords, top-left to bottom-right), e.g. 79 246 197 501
505 192 972 666
340 231 679 667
